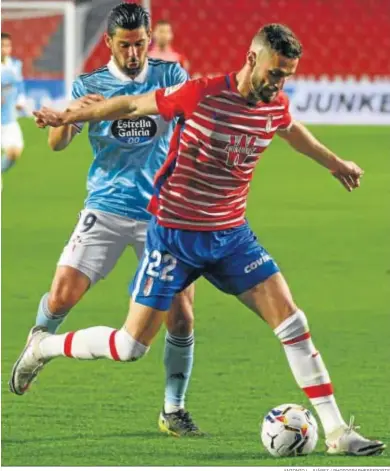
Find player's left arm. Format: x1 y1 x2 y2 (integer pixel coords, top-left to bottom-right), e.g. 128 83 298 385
276 91 363 192
277 120 363 192
277 120 347 171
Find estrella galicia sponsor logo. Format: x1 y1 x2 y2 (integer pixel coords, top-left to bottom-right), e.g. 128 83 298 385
244 255 272 273
111 116 157 144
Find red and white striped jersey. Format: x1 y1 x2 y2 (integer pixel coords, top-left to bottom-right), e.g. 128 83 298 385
149 73 292 231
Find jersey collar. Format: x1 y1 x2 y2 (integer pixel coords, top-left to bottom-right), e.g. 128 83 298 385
107 57 149 83
226 72 239 93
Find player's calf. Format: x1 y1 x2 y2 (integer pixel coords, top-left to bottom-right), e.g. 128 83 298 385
274 310 347 435
9 326 150 395
35 293 69 334
41 326 150 361
6 147 22 160
166 284 195 336
1 147 22 173
48 266 91 314
35 267 91 334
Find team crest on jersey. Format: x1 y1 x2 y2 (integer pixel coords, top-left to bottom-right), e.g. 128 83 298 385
225 135 258 168
265 115 273 132
111 116 157 144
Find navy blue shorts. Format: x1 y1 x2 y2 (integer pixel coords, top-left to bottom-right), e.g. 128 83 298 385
129 217 279 311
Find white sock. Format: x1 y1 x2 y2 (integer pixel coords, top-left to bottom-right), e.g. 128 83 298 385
164 404 183 414
39 326 149 361
274 310 347 436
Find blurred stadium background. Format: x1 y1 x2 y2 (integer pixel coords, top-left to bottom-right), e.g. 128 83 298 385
2 0 390 123
2 0 390 467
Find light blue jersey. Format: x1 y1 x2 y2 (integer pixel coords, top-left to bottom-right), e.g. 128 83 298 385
1 57 25 125
73 58 188 221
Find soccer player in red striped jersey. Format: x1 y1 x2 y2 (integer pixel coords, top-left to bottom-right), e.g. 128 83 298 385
15 24 385 455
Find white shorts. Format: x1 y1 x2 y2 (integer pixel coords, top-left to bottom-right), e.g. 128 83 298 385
1 121 24 150
58 209 148 285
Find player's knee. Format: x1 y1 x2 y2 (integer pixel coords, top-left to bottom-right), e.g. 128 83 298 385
115 329 150 362
6 148 22 160
167 285 195 335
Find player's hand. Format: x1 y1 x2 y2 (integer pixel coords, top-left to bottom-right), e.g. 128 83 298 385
66 94 105 111
33 95 105 128
33 107 65 128
331 160 364 192
34 116 47 128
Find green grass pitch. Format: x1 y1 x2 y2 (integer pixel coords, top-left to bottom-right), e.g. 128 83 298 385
2 119 390 466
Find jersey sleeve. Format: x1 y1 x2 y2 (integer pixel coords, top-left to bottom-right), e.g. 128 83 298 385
169 62 189 87
155 75 226 121
277 91 293 131
70 76 87 132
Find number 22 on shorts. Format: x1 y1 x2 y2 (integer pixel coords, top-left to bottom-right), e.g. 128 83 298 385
146 249 177 281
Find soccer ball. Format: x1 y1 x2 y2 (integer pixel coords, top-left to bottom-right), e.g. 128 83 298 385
260 404 318 457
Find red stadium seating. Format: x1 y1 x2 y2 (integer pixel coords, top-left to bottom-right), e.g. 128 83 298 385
83 0 390 79
2 16 62 78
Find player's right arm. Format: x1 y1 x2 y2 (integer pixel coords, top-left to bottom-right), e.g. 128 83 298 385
34 92 158 128
46 77 85 151
47 123 77 151
46 94 104 150
33 77 224 128
65 91 159 123
46 76 104 151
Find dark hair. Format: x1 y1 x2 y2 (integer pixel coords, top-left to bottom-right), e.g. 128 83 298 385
254 24 302 59
107 2 150 36
1 32 11 40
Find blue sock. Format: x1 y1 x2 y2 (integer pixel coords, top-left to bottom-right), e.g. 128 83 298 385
35 292 68 334
1 155 16 173
164 331 194 413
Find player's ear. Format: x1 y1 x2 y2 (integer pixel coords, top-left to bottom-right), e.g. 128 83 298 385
147 29 152 44
247 50 257 70
104 32 112 49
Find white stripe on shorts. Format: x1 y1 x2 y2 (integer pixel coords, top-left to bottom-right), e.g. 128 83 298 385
132 250 150 299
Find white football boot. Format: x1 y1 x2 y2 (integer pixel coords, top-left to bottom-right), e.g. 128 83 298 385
326 416 386 456
9 326 51 395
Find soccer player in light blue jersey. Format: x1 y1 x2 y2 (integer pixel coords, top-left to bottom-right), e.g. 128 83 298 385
23 3 201 436
1 32 26 174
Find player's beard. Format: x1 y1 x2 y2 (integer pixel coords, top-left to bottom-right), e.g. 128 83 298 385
249 76 278 104
124 61 141 77
121 57 145 78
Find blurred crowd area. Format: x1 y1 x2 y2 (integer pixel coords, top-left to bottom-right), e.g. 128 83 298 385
2 0 390 80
